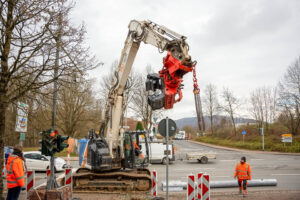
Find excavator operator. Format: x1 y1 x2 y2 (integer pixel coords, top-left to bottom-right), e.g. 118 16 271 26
133 140 144 161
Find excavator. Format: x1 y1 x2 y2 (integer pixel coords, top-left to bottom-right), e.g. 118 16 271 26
72 20 196 193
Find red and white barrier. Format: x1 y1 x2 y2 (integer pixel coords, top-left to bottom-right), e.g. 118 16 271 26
197 172 203 200
202 174 210 200
26 170 35 198
65 168 72 186
187 174 195 200
152 170 157 197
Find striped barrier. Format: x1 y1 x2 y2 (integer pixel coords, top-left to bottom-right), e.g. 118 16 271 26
197 172 203 200
26 170 35 198
202 175 210 200
187 174 195 200
65 168 72 186
65 168 72 200
152 170 157 197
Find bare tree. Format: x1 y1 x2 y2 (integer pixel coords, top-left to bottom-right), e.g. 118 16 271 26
203 83 219 135
129 66 163 130
220 87 239 137
249 86 277 131
278 56 300 135
0 1 98 195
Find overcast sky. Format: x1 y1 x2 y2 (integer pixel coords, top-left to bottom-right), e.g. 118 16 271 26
70 0 300 120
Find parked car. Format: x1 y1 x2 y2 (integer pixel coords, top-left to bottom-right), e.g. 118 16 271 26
24 151 67 172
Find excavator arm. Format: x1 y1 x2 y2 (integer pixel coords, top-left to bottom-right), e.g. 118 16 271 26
106 20 195 159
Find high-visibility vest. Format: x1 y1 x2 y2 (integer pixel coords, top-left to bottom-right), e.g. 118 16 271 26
234 162 251 180
6 154 25 188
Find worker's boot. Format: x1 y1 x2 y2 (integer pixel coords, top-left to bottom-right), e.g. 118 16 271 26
243 190 247 196
239 188 242 195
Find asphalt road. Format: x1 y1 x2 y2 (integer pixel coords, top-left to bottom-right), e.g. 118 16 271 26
148 140 300 193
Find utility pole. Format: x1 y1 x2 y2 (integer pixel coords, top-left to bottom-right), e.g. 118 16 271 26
48 12 62 190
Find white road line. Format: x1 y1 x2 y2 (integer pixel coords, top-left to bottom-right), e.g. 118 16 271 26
220 160 236 162
271 174 300 176
213 176 230 178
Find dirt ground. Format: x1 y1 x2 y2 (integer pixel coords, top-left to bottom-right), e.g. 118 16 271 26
3 190 300 200
72 190 300 200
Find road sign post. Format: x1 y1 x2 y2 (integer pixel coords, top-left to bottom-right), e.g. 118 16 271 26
158 117 177 200
242 130 246 145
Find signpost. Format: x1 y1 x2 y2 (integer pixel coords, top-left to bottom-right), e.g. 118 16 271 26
242 130 246 145
15 102 29 146
158 117 177 200
281 134 292 147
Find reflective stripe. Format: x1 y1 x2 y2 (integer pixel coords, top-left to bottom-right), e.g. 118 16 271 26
7 180 18 184
8 157 18 174
16 175 24 180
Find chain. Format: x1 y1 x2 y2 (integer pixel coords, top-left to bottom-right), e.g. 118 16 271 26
193 65 200 94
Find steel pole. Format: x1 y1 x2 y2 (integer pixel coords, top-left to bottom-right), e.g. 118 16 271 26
262 125 264 151
166 117 169 200
48 12 62 190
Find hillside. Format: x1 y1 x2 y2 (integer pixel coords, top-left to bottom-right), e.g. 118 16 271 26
175 115 256 130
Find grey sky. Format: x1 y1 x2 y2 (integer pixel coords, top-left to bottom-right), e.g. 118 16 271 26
71 0 300 120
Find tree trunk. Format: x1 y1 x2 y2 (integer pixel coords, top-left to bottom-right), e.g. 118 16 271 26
0 94 8 200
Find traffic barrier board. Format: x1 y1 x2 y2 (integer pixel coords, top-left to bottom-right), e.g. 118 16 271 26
152 170 157 196
26 170 35 198
202 174 210 200
197 172 203 200
187 174 195 200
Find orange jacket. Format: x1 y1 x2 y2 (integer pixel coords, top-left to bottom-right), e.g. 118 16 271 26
234 162 251 180
6 154 25 188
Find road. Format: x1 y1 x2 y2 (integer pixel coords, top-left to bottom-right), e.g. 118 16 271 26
148 140 300 193
3 140 300 199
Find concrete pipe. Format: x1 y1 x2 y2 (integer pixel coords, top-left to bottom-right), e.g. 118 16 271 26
161 179 277 191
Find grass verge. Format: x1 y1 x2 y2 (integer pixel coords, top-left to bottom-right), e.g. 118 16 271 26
195 136 300 153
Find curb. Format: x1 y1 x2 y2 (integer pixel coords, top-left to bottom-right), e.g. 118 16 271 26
189 140 300 156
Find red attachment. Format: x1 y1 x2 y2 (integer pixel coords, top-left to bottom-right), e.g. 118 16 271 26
159 52 193 109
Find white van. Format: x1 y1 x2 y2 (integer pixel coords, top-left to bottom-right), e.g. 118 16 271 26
141 141 175 164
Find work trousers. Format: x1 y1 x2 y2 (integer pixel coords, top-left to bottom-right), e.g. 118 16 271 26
238 179 247 190
6 186 21 200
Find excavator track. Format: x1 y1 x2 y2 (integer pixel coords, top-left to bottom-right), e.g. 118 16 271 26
72 168 152 194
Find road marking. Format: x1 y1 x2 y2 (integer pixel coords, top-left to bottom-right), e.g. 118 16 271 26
220 160 236 162
271 174 300 176
213 176 230 178
174 168 215 171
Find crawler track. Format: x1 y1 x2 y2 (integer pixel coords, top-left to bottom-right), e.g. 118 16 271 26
72 168 152 194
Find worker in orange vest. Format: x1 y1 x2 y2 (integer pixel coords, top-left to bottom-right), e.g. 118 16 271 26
234 156 251 195
133 141 144 160
6 145 26 200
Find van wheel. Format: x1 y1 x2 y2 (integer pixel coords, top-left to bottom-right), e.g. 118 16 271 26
162 157 167 165
201 156 208 164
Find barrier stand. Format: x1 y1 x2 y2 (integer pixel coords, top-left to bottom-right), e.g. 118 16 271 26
26 170 35 199
152 170 157 197
67 151 71 168
197 172 203 200
187 174 195 200
202 174 210 200
65 168 72 200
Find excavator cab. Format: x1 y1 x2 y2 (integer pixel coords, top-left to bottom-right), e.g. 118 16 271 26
123 131 150 169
